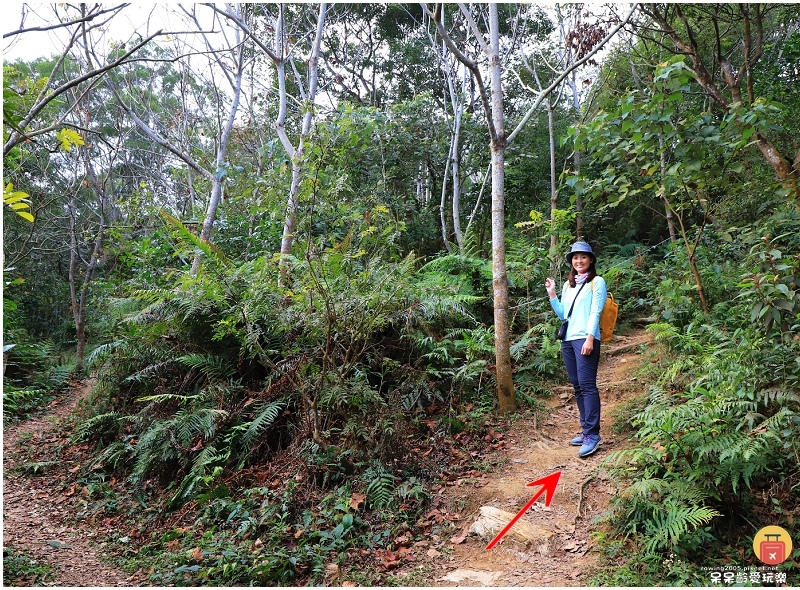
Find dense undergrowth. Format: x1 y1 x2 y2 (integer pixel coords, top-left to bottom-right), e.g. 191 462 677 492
5 3 800 585
2 547 58 586
4 206 799 585
9 206 561 585
7 179 797 583
2 309 75 424
591 208 800 586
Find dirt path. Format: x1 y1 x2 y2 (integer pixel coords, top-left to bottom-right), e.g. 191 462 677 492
2 381 145 587
404 330 651 587
3 331 650 587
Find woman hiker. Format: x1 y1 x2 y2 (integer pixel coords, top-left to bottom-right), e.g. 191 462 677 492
544 241 607 458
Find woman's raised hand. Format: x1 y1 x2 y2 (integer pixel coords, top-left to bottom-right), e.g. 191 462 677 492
544 278 557 299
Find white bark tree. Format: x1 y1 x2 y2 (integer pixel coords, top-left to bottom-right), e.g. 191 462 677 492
424 2 637 413
515 52 565 261
102 4 248 274
426 10 471 253
217 3 328 274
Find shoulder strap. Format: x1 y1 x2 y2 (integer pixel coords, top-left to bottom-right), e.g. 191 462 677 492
565 281 586 320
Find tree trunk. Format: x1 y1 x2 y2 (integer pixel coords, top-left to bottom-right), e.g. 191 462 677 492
430 10 466 254
278 4 327 267
424 2 636 414
659 135 678 242
439 147 453 252
451 100 465 253
488 5 516 413
70 22 109 371
663 192 709 314
465 164 490 238
573 149 583 239
568 71 583 239
688 252 709 314
448 60 469 253
69 176 108 372
68 198 82 365
280 159 305 258
547 100 558 269
191 40 245 273
102 5 248 276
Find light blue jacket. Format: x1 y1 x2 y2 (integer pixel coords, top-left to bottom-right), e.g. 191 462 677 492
550 277 607 341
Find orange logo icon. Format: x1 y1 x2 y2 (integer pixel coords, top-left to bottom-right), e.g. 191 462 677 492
753 526 793 565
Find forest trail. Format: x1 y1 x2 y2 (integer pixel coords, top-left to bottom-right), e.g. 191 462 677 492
2 330 650 587
2 380 145 587
402 329 652 588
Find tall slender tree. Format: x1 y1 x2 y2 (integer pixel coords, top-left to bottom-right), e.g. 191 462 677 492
101 5 248 274
425 2 636 412
215 3 328 272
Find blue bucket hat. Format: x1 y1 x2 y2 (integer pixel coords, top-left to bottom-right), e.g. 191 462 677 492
566 241 596 264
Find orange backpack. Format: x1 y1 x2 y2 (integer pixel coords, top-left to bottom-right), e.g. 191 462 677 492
592 278 618 342
599 292 619 343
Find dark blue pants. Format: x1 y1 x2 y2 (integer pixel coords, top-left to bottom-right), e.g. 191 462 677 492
561 339 601 436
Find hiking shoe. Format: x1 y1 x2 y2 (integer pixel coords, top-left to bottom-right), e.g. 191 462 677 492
569 434 584 446
578 434 602 458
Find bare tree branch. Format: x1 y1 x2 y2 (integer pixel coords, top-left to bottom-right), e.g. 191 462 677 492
203 2 281 63
3 4 130 39
507 3 638 145
456 3 490 54
421 3 497 143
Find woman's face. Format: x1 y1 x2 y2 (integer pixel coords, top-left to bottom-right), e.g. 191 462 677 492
571 253 592 274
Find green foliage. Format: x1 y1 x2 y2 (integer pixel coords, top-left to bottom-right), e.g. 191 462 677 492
3 306 75 422
54 128 85 152
160 210 231 269
231 400 285 468
506 231 556 317
614 476 721 554
3 547 57 586
512 329 564 390
737 209 800 334
363 461 397 510
139 519 305 586
129 468 427 586
568 48 789 252
599 241 654 312
602 313 800 568
650 245 712 326
131 407 227 481
3 385 51 422
176 353 236 382
7 13 799 583
3 64 28 140
14 460 58 475
76 204 507 514
570 56 763 210
592 200 800 580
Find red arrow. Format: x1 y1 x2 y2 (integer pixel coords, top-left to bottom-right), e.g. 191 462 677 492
485 471 562 550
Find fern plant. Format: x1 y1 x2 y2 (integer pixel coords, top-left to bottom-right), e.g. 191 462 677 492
603 450 722 557
604 315 800 566
363 460 397 510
